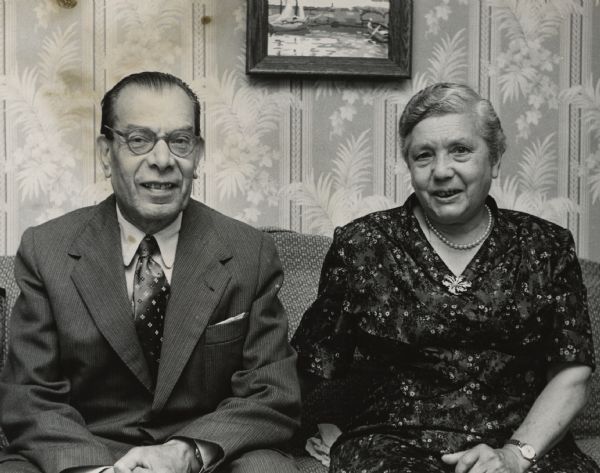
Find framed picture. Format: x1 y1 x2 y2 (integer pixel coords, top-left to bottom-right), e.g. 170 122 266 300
246 0 412 79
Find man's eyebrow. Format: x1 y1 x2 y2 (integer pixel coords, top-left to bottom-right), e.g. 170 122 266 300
119 124 195 132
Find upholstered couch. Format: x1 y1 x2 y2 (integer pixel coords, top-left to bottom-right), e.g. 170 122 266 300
0 228 599 472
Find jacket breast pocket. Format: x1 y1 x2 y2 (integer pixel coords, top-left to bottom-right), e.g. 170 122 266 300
202 315 249 404
204 313 249 345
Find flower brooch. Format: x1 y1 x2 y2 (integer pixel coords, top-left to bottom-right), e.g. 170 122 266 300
442 274 471 295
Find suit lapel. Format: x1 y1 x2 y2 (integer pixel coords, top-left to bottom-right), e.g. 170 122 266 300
153 201 232 410
69 196 154 393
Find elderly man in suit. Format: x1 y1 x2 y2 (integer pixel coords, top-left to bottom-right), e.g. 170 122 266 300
0 71 301 473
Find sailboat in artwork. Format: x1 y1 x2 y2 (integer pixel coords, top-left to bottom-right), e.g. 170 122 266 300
269 0 308 33
367 18 389 43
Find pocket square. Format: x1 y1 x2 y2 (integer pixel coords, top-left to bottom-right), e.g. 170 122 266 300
214 312 248 325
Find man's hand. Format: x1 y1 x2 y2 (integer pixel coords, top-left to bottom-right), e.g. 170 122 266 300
113 439 200 473
441 443 528 473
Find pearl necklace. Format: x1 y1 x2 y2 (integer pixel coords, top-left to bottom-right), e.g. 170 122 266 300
424 205 493 251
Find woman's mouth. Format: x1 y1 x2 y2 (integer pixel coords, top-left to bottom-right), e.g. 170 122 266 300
432 189 461 198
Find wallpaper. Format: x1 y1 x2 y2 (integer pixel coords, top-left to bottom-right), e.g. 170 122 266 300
1 0 599 262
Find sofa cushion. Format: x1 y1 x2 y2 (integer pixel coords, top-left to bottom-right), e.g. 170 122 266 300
295 455 327 473
0 256 16 373
572 259 600 437
262 228 332 338
576 437 600 465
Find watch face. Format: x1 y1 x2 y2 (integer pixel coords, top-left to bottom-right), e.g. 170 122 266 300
521 444 536 460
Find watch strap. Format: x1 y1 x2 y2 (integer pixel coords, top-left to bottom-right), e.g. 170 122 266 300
505 439 537 464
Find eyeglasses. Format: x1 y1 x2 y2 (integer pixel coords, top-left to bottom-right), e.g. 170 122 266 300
103 125 199 158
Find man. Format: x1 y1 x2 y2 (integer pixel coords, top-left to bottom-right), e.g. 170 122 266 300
0 71 301 473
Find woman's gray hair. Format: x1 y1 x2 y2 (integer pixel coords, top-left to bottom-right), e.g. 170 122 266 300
398 82 506 164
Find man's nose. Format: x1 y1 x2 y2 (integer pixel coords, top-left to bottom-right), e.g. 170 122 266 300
147 139 173 170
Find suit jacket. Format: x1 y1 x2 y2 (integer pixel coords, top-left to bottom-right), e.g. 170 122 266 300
0 195 300 473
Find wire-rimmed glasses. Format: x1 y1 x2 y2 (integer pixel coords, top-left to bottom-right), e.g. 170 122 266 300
103 125 199 158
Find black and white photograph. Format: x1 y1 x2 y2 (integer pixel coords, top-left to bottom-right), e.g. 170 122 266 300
0 1 598 473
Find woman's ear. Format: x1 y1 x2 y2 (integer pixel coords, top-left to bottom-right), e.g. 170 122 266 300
491 155 501 179
97 135 112 178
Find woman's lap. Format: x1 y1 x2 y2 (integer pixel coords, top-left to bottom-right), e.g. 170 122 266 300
329 433 600 473
330 433 451 473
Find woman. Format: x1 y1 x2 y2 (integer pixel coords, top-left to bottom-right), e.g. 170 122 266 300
292 83 598 473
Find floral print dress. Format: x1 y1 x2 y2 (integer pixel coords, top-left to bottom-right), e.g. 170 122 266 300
292 195 598 472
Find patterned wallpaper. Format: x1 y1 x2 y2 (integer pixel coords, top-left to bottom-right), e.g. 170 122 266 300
1 0 599 262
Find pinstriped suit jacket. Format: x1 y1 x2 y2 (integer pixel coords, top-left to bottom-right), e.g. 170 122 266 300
0 195 300 473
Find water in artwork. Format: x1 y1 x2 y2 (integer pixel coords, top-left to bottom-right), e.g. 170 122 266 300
267 0 389 58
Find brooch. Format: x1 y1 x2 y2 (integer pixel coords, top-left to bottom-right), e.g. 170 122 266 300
442 274 471 295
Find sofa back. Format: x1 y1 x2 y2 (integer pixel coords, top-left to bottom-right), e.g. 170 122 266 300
0 230 599 438
0 256 16 373
578 259 600 436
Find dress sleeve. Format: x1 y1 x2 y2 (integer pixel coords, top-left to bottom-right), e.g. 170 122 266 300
543 231 595 370
291 227 357 379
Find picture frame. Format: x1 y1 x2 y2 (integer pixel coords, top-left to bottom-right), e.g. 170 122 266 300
246 0 412 79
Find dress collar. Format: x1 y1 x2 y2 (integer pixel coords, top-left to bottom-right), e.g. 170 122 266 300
402 192 508 283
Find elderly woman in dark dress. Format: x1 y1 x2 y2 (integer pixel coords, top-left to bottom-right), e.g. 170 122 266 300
291 83 599 473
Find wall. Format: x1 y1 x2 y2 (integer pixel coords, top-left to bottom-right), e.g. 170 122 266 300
1 0 599 261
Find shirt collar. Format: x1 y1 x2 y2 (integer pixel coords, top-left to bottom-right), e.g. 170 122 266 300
116 204 181 269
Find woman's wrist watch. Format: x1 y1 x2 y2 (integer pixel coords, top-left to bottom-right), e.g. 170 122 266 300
505 439 537 464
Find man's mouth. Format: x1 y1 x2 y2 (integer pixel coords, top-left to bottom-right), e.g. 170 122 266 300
142 183 176 190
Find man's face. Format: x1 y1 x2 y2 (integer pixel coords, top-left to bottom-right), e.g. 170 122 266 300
98 85 202 234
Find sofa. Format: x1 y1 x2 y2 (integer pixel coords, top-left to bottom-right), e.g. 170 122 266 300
0 227 599 472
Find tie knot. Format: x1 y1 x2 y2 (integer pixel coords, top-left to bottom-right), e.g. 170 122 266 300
138 235 160 258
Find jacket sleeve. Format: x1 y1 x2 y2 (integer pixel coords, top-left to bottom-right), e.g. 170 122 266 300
0 228 115 473
171 233 301 470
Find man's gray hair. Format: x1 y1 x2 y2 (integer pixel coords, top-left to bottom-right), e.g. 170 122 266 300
100 71 201 139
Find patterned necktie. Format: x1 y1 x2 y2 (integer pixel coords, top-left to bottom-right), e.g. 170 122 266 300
133 235 170 383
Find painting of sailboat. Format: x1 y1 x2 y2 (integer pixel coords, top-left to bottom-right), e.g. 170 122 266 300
267 0 390 58
269 0 308 33
247 0 411 78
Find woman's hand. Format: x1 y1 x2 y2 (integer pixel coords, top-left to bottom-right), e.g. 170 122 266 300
441 444 529 473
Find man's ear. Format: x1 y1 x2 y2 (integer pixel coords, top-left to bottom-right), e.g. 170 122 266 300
193 138 205 179
97 135 112 178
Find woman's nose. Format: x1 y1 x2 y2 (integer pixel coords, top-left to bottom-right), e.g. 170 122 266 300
432 153 454 179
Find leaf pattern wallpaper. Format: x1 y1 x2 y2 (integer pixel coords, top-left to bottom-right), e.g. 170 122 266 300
0 0 599 262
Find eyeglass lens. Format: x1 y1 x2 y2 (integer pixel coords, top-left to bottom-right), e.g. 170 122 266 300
124 128 196 157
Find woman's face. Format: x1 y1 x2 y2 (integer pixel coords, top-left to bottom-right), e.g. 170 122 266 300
405 112 500 228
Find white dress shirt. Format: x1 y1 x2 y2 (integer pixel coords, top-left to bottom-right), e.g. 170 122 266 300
117 206 181 301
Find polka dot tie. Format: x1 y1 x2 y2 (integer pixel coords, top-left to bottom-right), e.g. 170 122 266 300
133 235 170 383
